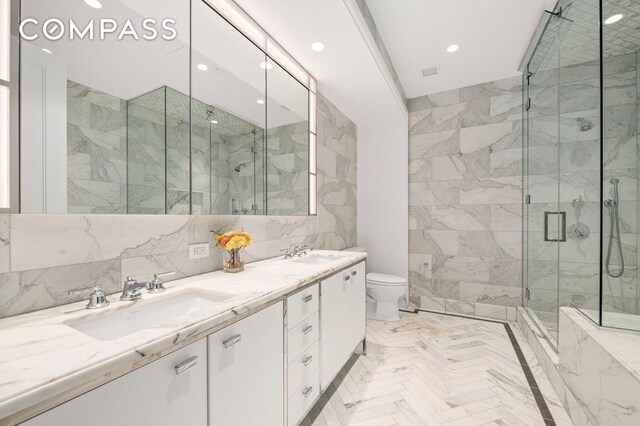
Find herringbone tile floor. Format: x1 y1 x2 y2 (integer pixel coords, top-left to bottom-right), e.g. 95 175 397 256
302 312 573 426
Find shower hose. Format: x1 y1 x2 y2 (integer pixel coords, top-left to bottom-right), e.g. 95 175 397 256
605 179 624 278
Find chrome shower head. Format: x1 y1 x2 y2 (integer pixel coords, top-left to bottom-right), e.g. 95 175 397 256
234 163 246 173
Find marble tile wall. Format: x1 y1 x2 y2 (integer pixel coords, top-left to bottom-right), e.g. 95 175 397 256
526 52 640 330
558 307 640 425
225 128 266 215
67 81 128 214
0 93 357 318
266 121 309 216
127 87 166 214
407 76 524 320
517 307 592 426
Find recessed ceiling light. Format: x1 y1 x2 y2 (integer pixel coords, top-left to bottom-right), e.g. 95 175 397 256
446 44 460 53
311 42 325 52
259 61 273 70
257 99 265 104
604 14 623 25
84 0 103 9
41 48 53 54
197 64 208 71
210 120 218 124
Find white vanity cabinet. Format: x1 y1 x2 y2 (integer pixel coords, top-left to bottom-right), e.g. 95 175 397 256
21 339 208 426
287 284 320 426
208 301 284 426
16 260 367 426
320 261 366 391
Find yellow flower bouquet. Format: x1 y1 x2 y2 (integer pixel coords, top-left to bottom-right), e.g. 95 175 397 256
211 230 252 273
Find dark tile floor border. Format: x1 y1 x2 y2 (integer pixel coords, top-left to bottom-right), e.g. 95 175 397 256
404 308 557 425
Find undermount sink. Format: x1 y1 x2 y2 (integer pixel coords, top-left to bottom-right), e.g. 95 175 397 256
67 291 233 341
291 253 342 265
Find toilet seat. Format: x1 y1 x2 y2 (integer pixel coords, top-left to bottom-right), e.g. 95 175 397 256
366 273 406 287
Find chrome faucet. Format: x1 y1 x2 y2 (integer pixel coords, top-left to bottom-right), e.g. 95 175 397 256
281 248 293 259
148 271 175 294
120 275 147 301
293 245 310 257
120 271 175 301
69 285 110 310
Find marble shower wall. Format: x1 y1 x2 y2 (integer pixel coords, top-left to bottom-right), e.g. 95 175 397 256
127 87 166 214
526 52 640 327
67 81 128 214
407 76 524 321
267 121 309 216
225 129 266 215
0 93 357 319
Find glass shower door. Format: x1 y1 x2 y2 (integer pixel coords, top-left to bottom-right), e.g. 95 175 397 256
524 15 561 344
523 0 603 346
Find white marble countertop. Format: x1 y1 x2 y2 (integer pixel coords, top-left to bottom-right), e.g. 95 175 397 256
0 250 366 423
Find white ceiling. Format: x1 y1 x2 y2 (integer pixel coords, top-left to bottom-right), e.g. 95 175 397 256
365 0 557 98
233 0 407 130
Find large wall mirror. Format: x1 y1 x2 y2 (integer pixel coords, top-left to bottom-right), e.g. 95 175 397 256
17 0 314 216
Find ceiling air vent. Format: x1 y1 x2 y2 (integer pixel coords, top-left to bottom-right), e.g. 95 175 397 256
421 67 439 77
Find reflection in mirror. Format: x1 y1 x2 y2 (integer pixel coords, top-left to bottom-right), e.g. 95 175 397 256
19 0 191 214
192 0 267 215
266 61 309 215
18 0 312 216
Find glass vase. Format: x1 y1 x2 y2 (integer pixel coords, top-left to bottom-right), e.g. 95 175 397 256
224 248 244 273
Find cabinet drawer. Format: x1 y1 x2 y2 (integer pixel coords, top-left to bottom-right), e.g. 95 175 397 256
288 312 318 360
288 284 319 329
288 369 320 426
288 341 319 397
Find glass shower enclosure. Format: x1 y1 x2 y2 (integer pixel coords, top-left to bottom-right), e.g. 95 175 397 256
522 0 640 347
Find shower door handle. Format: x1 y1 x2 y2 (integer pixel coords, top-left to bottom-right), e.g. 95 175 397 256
544 211 567 242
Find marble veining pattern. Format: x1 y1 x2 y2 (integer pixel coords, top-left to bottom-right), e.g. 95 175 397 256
67 81 128 214
558 307 640 426
0 251 366 422
408 76 523 317
0 93 356 319
302 311 572 425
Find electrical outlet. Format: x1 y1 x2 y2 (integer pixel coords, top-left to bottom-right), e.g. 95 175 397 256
189 243 210 260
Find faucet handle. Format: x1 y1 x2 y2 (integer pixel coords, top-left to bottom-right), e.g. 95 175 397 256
69 285 110 310
154 271 176 280
281 248 293 259
148 271 175 294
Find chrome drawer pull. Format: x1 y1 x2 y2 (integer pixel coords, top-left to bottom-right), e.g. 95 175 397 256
303 355 313 366
223 334 242 349
351 270 358 277
343 275 350 281
302 294 313 303
175 356 198 375
302 325 313 335
302 386 313 398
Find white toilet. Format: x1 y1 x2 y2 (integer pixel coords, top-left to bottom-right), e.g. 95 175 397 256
343 247 407 322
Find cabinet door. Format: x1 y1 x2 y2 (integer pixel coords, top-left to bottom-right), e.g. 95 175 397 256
208 301 284 426
320 261 366 390
347 261 366 348
22 340 208 426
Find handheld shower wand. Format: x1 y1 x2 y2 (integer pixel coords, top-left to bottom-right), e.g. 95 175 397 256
604 178 624 278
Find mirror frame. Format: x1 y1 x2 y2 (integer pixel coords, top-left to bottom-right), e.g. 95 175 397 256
0 0 20 213
4 0 317 216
